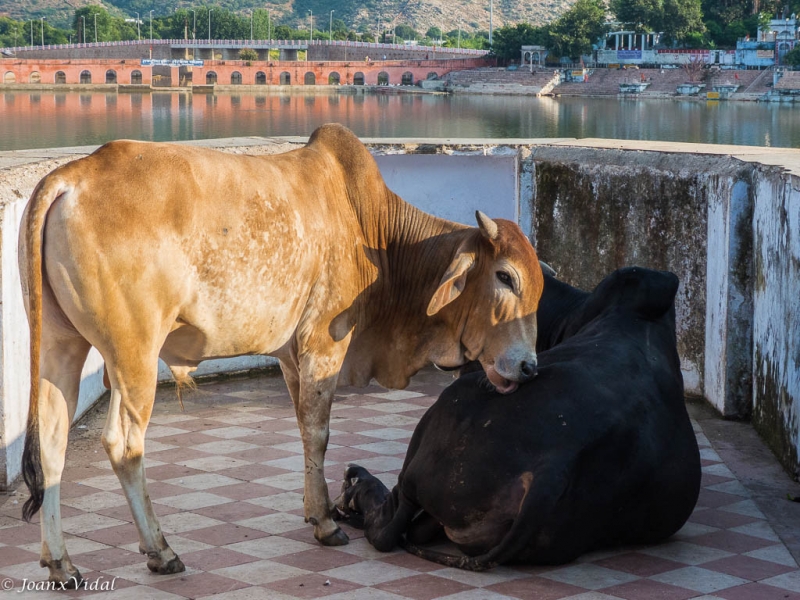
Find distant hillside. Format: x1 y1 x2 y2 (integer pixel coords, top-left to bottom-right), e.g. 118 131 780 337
0 0 573 33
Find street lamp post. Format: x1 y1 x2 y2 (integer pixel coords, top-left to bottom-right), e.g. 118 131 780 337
489 0 493 45
458 21 461 49
94 13 97 43
250 10 254 41
40 16 45 46
309 10 313 43
135 12 140 41
330 10 334 41
191 9 196 39
208 8 213 43
30 20 33 46
81 16 86 44
149 10 154 41
268 9 271 44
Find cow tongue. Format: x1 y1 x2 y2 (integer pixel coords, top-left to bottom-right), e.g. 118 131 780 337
486 366 519 395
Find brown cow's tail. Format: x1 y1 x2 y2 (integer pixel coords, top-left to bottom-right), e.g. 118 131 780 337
21 176 67 522
400 468 569 572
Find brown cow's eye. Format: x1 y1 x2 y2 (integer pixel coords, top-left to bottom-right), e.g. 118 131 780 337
496 271 513 289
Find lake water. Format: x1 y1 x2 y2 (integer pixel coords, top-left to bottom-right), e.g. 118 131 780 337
2 90 799 151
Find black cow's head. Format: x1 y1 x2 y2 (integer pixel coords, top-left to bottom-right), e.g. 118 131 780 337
554 267 679 343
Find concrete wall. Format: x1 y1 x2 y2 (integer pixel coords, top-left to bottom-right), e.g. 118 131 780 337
0 137 798 487
751 167 800 478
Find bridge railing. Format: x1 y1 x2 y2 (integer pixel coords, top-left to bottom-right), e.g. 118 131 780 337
1 39 488 56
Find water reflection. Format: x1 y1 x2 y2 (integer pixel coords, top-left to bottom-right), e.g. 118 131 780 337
1 91 800 151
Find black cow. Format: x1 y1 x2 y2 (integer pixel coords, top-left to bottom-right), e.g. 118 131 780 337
335 267 701 570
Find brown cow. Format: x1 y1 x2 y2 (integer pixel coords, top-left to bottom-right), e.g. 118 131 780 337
19 124 543 586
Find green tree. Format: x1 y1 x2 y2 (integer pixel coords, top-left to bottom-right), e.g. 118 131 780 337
331 18 348 40
426 26 442 41
0 17 28 47
610 0 662 30
549 0 608 60
658 0 704 45
394 24 417 41
782 46 800 65
757 12 773 40
491 23 549 61
273 24 293 39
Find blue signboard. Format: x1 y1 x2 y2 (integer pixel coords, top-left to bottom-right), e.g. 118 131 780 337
141 59 204 67
617 50 642 59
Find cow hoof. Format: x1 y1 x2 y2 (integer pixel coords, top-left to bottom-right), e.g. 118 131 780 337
42 560 83 589
49 571 83 589
147 555 185 575
317 527 349 546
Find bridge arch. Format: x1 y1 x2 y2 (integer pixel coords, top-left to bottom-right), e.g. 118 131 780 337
206 71 217 84
256 71 266 84
131 70 142 84
280 71 291 85
231 71 243 84
29 71 41 83
377 71 389 85
353 72 365 85
304 72 316 85
105 69 117 84
79 70 91 84
401 71 414 85
328 71 340 85
55 71 66 84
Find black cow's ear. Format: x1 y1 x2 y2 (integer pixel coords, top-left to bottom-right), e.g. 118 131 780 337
632 270 680 319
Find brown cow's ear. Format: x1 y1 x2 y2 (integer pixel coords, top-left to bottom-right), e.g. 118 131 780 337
476 211 499 241
427 252 475 316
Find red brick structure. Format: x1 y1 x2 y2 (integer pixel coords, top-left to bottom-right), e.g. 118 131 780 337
1 57 493 87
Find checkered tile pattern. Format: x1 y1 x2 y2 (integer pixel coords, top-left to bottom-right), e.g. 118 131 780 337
1 370 798 599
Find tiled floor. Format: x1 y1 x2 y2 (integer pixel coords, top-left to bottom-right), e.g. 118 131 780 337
1 368 799 600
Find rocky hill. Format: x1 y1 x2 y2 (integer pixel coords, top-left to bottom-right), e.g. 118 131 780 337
0 0 573 32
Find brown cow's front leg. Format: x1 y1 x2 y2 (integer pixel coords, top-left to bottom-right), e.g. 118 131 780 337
292 351 349 546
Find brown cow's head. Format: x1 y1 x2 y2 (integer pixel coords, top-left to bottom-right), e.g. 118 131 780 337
427 212 544 394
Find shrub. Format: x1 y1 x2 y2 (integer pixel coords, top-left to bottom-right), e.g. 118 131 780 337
238 48 259 61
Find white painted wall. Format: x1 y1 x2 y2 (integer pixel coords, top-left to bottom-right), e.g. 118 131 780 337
375 154 519 225
752 171 800 473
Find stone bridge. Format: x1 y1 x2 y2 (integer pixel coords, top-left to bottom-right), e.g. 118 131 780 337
1 57 493 87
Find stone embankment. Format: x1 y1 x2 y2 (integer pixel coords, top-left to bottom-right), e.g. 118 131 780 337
442 66 561 95
448 67 776 100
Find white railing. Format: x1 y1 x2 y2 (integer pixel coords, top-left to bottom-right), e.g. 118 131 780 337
1 39 488 56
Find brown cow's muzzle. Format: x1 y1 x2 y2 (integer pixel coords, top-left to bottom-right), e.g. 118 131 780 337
485 354 538 394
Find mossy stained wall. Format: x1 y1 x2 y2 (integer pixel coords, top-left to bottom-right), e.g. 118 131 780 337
752 170 800 479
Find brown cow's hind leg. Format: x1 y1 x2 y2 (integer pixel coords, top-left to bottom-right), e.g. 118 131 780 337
37 336 91 587
102 356 184 575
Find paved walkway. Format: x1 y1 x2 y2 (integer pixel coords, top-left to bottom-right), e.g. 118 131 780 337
1 369 799 600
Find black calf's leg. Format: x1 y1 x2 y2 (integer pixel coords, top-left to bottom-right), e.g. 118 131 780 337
336 465 418 552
